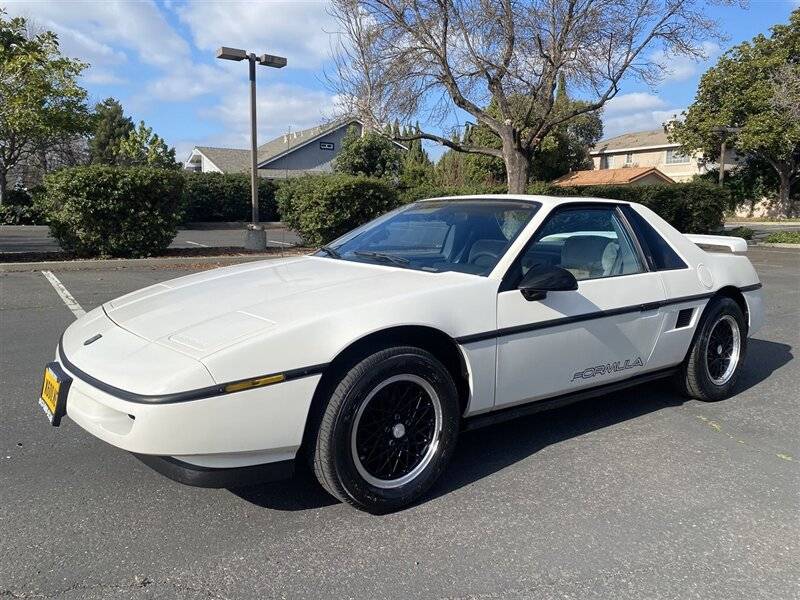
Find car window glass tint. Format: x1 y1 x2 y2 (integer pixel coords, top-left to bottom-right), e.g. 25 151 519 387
626 208 688 270
322 200 540 276
521 208 643 281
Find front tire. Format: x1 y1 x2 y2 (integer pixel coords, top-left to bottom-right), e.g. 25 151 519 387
312 346 460 513
676 296 747 402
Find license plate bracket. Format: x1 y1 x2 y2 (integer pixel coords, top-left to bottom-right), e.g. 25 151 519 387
39 362 71 427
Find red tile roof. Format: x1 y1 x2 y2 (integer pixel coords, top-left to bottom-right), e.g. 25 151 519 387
551 167 675 187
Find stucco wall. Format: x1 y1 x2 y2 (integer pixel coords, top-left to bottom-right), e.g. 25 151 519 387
262 124 361 173
591 147 740 183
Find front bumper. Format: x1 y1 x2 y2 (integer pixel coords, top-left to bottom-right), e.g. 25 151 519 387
133 453 294 488
57 350 321 471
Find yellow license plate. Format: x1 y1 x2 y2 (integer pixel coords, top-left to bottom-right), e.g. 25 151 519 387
41 368 60 414
38 363 70 426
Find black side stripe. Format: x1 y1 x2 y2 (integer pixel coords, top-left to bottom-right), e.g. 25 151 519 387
455 284 761 345
57 336 328 405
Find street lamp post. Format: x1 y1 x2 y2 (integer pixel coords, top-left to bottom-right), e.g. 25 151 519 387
216 47 287 250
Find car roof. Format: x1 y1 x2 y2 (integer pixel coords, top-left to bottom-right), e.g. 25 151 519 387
417 194 629 207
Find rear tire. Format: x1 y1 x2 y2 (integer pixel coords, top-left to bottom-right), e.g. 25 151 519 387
312 346 460 513
675 296 747 402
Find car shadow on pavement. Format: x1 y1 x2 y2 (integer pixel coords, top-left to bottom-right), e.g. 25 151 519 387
231 338 792 512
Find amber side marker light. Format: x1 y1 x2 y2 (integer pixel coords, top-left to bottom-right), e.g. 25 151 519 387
224 374 285 393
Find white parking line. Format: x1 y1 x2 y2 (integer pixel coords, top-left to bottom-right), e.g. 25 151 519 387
41 270 86 319
185 240 208 247
267 240 294 246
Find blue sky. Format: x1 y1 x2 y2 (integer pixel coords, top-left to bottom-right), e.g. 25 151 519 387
4 0 798 162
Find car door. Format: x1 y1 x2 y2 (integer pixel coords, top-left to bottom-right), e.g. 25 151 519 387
494 204 668 409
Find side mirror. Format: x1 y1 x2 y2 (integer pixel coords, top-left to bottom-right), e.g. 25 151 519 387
518 264 578 301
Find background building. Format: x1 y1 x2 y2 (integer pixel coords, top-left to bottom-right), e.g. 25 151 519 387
184 119 363 179
590 128 738 182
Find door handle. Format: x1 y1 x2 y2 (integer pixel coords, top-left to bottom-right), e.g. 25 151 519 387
639 301 663 312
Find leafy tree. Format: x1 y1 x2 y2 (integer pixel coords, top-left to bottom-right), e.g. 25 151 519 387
334 125 402 178
118 120 178 169
0 10 90 204
671 9 800 212
90 98 133 165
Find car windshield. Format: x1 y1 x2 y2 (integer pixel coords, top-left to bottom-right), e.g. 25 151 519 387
316 199 540 276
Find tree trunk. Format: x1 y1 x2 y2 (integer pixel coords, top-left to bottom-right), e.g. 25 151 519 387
0 168 6 206
778 169 791 214
503 143 529 194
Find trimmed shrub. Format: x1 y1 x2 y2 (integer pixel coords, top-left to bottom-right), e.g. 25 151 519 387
764 231 800 244
0 186 47 225
526 181 728 233
277 174 399 246
40 166 184 258
182 172 278 223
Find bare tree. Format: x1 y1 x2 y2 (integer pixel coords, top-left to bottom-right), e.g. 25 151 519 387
771 64 800 123
328 0 734 192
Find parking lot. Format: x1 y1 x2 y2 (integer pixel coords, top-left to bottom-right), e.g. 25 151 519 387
0 246 797 599
0 225 301 254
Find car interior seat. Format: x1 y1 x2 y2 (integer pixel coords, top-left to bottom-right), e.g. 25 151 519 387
560 235 621 279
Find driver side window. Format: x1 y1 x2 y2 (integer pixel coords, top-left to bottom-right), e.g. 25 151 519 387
521 207 643 281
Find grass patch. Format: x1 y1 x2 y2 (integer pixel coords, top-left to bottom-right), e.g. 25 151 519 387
764 231 800 244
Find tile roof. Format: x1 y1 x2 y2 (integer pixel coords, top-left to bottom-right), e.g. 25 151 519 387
591 129 676 154
551 167 675 187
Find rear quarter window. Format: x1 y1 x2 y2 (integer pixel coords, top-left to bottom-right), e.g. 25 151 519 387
625 207 687 271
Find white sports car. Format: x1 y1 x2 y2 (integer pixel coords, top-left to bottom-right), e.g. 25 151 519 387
39 195 763 512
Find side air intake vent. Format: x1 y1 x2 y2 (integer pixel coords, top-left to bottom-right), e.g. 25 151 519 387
676 308 694 329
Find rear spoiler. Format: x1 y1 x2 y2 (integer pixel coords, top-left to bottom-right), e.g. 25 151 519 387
684 234 748 253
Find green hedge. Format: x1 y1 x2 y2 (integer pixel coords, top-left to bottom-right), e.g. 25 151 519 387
526 181 728 233
181 172 278 223
277 174 400 246
0 186 47 225
40 166 185 258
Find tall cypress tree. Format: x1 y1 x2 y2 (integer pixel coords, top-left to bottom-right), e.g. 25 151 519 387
89 98 133 165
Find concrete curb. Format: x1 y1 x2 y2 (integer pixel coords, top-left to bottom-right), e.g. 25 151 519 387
726 221 800 227
757 242 800 249
180 221 286 230
0 253 303 273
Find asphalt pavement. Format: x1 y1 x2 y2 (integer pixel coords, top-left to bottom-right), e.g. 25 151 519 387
0 246 798 599
0 225 301 254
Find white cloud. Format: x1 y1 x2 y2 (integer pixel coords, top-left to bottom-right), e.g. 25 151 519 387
601 93 683 139
216 83 335 141
174 0 336 69
650 41 721 83
146 64 240 101
4 0 189 82
183 83 337 152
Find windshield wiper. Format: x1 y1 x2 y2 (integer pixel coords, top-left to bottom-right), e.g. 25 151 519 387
318 245 341 259
353 250 410 266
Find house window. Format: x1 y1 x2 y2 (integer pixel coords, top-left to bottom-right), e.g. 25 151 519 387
624 152 634 166
665 148 690 164
599 155 610 169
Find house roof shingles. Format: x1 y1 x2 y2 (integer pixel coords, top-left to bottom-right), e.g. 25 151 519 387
591 129 676 154
193 119 359 174
551 167 675 187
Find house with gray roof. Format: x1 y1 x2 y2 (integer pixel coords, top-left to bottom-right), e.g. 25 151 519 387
185 119 365 179
589 127 739 182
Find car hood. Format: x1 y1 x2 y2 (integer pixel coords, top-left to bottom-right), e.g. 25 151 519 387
103 256 476 358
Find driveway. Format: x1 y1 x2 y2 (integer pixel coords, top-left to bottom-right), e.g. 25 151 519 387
0 246 797 599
